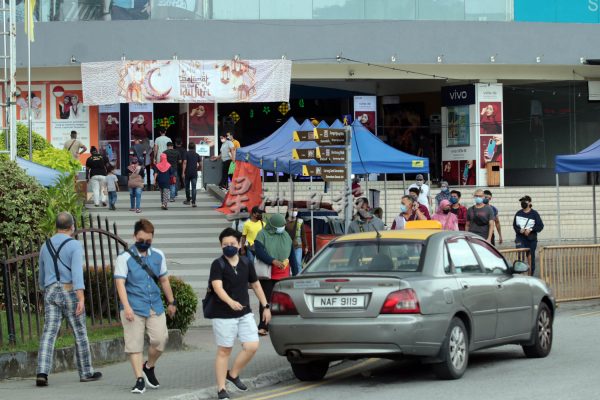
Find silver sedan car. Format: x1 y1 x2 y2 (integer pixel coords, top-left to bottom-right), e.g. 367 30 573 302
269 229 555 381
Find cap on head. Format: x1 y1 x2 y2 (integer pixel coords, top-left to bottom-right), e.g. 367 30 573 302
416 174 424 180
440 180 448 187
519 195 532 202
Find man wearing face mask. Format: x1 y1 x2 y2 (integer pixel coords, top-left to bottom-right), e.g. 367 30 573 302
254 214 298 336
406 174 431 212
114 219 177 394
209 228 271 400
285 208 307 268
211 135 235 190
449 190 468 231
465 189 495 242
36 212 102 387
435 181 452 207
483 190 503 245
241 206 265 264
513 196 544 276
348 209 386 233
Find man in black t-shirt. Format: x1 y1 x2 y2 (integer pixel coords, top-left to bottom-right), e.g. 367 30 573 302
181 142 201 207
174 139 187 190
86 147 110 207
209 228 270 400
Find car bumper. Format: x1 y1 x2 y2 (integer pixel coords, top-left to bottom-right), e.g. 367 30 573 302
269 314 448 359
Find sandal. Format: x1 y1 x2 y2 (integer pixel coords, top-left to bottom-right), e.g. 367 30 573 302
258 329 268 336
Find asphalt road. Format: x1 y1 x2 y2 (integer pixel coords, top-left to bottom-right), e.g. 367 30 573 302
235 301 600 400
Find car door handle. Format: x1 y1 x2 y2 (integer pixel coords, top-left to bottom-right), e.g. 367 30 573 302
460 281 469 290
497 283 503 289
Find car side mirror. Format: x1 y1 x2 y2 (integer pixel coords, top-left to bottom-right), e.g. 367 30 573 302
512 260 530 274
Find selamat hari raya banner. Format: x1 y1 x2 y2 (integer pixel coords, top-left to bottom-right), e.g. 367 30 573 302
81 59 292 105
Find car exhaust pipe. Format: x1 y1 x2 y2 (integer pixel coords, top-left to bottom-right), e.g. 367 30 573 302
286 350 302 361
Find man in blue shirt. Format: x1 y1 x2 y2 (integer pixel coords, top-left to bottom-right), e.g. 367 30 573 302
114 219 177 394
36 212 102 387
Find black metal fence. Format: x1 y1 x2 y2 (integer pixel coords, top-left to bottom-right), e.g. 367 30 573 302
0 216 128 347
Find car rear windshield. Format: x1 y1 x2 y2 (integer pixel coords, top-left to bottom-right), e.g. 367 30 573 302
303 240 424 274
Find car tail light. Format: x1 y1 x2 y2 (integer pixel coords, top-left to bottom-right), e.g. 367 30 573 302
271 291 299 316
380 289 421 314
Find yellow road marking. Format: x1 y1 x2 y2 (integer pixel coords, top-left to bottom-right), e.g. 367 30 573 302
238 359 379 400
574 310 600 317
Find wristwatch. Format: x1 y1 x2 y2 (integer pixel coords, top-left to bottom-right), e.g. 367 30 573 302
263 303 270 310
169 300 177 306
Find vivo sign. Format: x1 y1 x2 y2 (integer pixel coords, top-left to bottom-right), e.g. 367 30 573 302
441 85 475 106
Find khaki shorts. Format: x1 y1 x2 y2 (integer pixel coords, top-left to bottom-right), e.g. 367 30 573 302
121 310 168 354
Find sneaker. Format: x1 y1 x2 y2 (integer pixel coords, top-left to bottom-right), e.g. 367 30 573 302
226 371 248 392
36 373 48 387
183 200 190 205
80 371 102 382
142 362 159 389
192 203 197 208
129 208 135 212
136 209 142 213
102 202 107 207
217 388 230 400
131 377 145 394
161 206 168 210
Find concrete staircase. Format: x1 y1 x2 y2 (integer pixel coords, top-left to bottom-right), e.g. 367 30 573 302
86 188 229 326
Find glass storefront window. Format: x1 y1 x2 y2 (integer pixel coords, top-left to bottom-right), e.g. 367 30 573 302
210 0 259 20
465 0 510 21
312 0 366 20
417 0 466 21
259 0 312 19
365 0 416 20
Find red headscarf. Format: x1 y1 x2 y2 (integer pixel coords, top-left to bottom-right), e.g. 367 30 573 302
155 153 171 173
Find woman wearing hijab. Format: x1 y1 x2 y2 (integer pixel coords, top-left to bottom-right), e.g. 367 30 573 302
432 199 459 231
127 157 145 214
253 214 298 336
153 153 174 210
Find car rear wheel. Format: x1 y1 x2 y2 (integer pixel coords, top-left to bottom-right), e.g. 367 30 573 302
433 317 469 380
290 360 329 381
522 302 553 358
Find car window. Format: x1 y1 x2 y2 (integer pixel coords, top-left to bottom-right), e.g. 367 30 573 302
446 238 482 274
443 244 451 274
304 241 423 273
470 239 508 274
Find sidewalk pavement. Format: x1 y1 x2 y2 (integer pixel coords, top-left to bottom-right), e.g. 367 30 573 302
0 327 293 400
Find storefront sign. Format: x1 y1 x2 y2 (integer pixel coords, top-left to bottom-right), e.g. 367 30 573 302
441 85 476 106
353 96 377 133
476 83 504 187
292 147 347 163
515 0 600 23
302 165 347 182
81 59 292 105
15 84 47 139
49 84 91 151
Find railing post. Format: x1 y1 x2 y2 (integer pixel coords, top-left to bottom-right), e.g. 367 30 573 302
2 245 16 345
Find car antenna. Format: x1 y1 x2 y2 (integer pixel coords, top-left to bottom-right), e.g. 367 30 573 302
372 221 382 253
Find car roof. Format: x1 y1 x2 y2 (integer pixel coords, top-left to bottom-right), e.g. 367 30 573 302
335 229 442 242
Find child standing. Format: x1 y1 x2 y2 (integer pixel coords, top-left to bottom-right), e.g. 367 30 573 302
105 165 119 211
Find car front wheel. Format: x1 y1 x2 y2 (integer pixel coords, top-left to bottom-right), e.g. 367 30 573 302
433 317 469 380
291 360 329 381
522 302 553 358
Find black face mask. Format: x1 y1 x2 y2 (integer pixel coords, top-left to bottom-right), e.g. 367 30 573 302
135 241 151 252
521 201 529 209
443 209 450 214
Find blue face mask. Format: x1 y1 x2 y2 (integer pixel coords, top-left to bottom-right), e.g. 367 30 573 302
450 197 458 204
222 246 239 257
474 197 484 205
441 187 449 192
400 204 408 213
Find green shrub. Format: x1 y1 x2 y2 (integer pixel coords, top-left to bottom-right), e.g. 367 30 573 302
162 276 198 335
40 173 87 237
33 147 82 174
0 123 52 158
0 158 48 257
83 266 120 323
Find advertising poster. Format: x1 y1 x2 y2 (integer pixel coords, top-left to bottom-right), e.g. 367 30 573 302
189 103 214 136
129 103 153 144
460 160 477 186
50 84 90 149
99 104 121 170
442 160 460 186
447 105 470 147
476 83 504 186
353 96 377 134
16 84 47 138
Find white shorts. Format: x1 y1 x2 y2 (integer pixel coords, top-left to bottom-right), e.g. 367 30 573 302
212 313 259 348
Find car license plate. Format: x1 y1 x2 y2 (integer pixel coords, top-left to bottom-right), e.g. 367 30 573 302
313 295 365 309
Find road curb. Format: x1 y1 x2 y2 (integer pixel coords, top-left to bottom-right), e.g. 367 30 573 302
165 367 296 400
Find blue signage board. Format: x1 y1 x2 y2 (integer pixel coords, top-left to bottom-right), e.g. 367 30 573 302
515 0 600 23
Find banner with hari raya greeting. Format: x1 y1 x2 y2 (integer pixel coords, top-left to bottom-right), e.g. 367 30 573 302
81 59 292 105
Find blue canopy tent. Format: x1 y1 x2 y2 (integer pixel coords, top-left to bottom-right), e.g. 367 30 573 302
16 157 63 187
555 138 600 243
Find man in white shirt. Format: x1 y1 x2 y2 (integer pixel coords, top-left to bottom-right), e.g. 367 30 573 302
153 129 171 164
406 174 431 212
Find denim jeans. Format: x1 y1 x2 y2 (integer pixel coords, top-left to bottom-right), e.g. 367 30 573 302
108 191 117 208
170 184 177 200
294 247 303 273
185 176 198 203
129 187 142 209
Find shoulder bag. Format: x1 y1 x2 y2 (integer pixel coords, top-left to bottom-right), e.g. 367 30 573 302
202 257 227 319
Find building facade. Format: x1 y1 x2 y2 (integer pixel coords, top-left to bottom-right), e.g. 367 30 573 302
12 0 600 185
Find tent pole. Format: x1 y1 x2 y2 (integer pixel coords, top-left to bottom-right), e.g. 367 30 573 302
594 172 597 244
556 174 561 244
384 173 388 227
276 171 280 213
403 173 406 193
310 175 315 257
